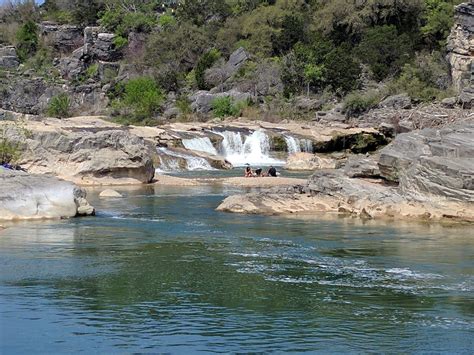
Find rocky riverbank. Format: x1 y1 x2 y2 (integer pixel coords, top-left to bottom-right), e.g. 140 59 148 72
217 122 474 223
0 167 94 221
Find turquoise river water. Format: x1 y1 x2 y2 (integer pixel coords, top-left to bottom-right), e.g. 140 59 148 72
0 185 473 353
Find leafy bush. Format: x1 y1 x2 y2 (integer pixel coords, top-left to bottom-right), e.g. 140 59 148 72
343 90 382 117
212 96 247 118
16 21 38 62
195 49 221 90
356 25 413 81
0 126 21 165
391 51 452 102
113 35 128 49
324 46 361 95
47 93 71 118
159 13 176 28
113 77 164 122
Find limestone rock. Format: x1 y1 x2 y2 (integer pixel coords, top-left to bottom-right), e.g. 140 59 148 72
378 94 412 110
205 47 250 88
379 122 474 202
84 27 122 62
447 2 474 92
344 154 381 178
99 189 123 198
284 152 337 171
4 119 155 185
0 46 19 69
0 167 94 221
39 23 83 53
441 97 458 108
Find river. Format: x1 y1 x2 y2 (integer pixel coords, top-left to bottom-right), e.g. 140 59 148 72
0 185 473 353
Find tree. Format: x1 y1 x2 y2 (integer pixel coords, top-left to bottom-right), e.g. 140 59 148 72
16 20 38 62
356 25 413 81
272 14 305 55
324 46 361 95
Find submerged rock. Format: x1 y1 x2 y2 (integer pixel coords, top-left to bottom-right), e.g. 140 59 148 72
0 167 94 221
99 189 123 198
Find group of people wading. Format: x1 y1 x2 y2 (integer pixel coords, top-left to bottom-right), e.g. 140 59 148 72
244 165 277 178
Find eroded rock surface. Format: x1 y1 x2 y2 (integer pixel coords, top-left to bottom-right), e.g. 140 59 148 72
0 167 94 221
284 152 337 170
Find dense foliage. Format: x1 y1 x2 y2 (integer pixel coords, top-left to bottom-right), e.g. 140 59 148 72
0 0 465 120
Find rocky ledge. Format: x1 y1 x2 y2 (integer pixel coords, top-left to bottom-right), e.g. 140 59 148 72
0 168 94 221
217 122 474 223
2 116 155 185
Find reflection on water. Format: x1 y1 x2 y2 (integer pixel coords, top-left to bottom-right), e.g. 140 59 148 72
0 185 473 353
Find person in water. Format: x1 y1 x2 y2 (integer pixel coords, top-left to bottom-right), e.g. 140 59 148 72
267 166 277 177
244 165 253 177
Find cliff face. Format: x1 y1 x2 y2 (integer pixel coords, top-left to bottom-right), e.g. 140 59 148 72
447 2 474 92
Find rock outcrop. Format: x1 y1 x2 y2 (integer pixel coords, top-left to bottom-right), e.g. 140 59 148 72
0 167 94 221
379 122 474 202
447 2 474 92
343 154 381 178
3 117 155 185
190 90 252 114
0 46 19 69
39 23 83 53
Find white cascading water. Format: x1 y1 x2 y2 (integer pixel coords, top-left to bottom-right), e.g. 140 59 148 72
284 135 314 154
217 129 284 166
157 147 215 171
182 137 218 156
284 136 301 154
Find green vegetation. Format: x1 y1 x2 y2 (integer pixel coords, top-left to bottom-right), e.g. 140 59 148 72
47 93 71 118
0 0 465 122
0 126 21 165
112 77 164 123
16 21 38 62
212 96 247 118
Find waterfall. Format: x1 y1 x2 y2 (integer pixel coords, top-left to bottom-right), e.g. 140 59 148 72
216 129 284 166
157 147 215 171
284 136 301 154
284 135 314 154
182 137 218 156
300 139 313 153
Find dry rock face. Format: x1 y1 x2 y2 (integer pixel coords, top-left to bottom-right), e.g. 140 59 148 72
379 122 474 203
4 118 155 185
447 2 474 92
0 167 94 221
39 23 84 53
0 46 19 69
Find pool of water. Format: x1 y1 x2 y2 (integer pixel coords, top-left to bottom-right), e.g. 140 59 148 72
1 185 473 353
166 167 313 179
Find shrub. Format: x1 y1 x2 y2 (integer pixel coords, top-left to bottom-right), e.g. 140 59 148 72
391 51 452 102
113 35 128 49
114 77 164 122
85 63 99 79
324 46 361 95
0 126 21 165
195 49 221 90
343 90 383 117
212 96 246 118
47 93 71 118
159 13 176 28
16 20 38 62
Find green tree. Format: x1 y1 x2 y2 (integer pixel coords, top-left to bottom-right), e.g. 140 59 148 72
356 25 413 81
272 14 305 55
16 20 38 62
324 46 361 95
195 49 221 90
421 0 463 48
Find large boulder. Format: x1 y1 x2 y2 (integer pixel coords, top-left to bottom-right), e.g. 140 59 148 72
343 154 381 178
379 122 474 201
447 2 474 92
83 27 122 62
0 46 19 69
0 167 94 221
378 94 411 110
3 118 155 185
205 47 250 88
39 23 83 53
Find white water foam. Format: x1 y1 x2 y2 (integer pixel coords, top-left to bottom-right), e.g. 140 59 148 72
216 129 284 167
182 137 218 156
284 135 314 154
157 147 215 171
